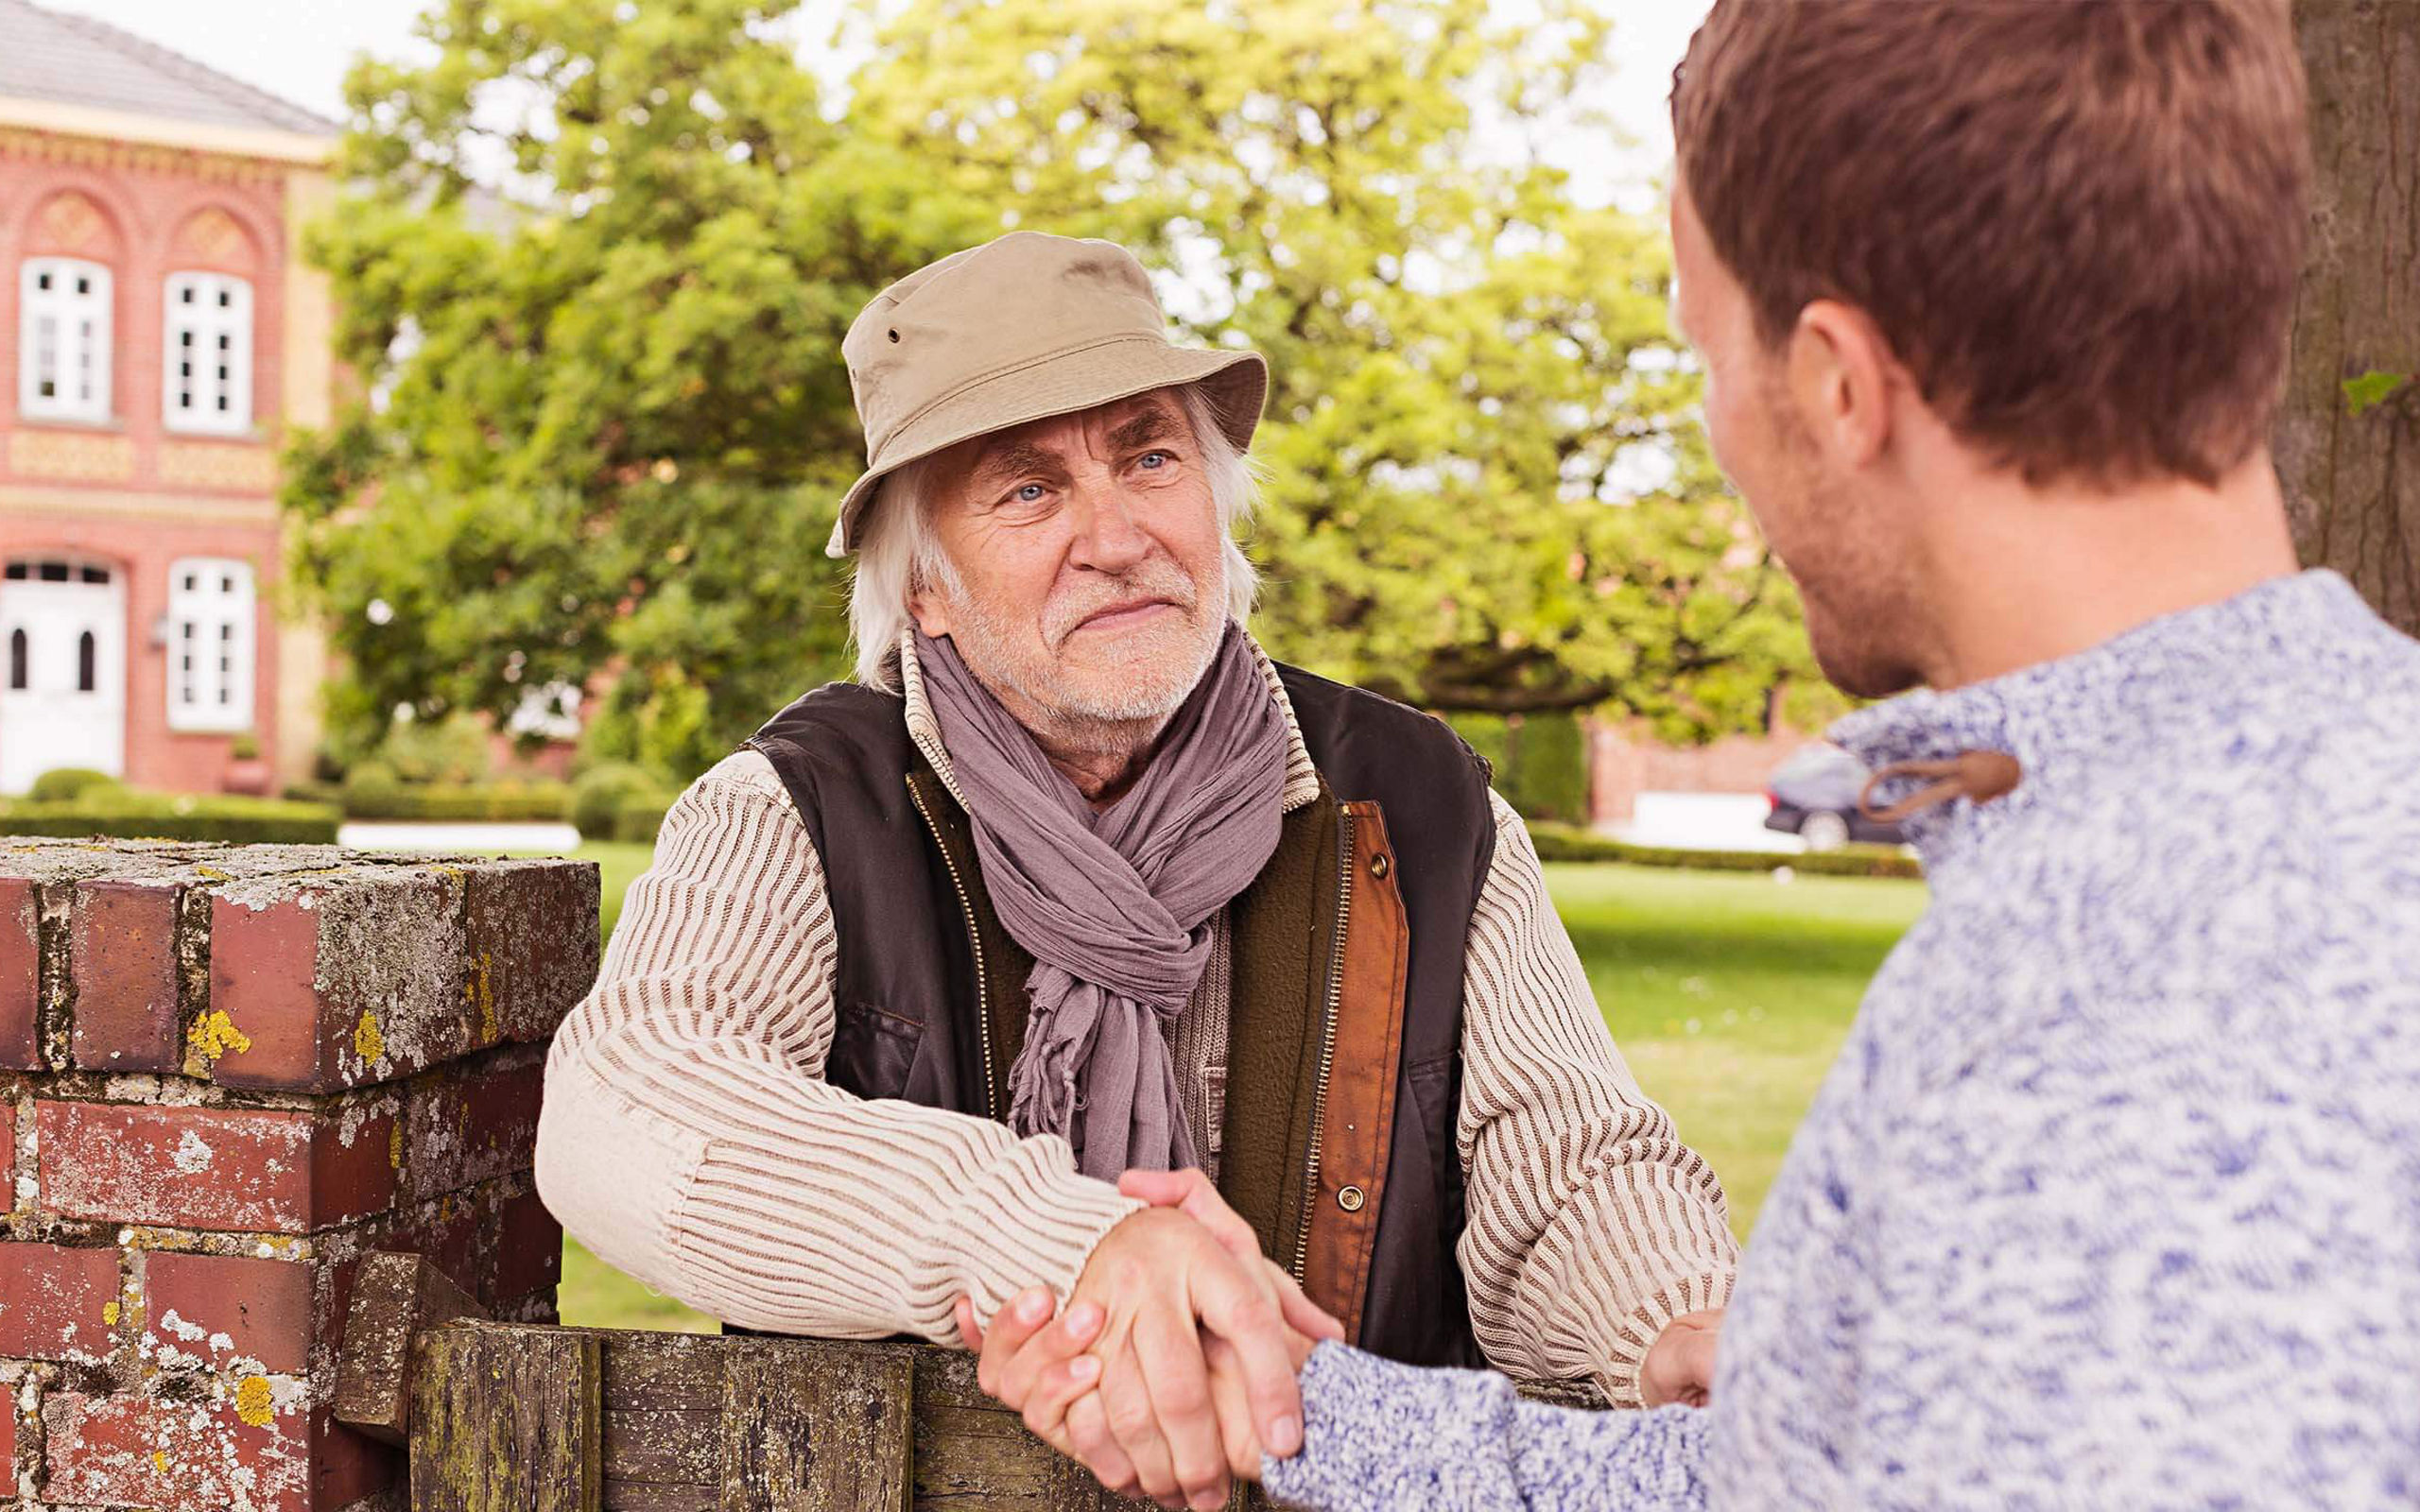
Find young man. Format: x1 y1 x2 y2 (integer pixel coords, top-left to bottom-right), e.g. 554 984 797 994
975 2 2420 1506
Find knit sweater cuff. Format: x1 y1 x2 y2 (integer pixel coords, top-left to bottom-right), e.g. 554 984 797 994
942 1149 1147 1339
1264 1343 1522 1511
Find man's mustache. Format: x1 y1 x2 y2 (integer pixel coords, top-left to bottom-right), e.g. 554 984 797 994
1043 566 1202 644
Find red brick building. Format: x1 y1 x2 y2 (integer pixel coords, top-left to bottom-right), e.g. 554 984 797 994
0 0 337 796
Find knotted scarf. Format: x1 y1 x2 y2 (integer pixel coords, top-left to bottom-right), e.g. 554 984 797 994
914 622 1288 1178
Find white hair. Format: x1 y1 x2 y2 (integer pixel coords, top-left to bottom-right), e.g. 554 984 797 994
847 382 1263 691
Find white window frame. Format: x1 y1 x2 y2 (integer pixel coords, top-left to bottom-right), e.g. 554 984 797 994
18 258 113 423
164 557 256 733
162 271 253 436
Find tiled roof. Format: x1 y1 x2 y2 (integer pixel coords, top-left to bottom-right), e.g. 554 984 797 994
0 0 337 137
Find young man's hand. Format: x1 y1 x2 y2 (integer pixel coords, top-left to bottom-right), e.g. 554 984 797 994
1640 1308 1725 1408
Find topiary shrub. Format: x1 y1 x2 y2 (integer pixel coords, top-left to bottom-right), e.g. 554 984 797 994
1499 712 1589 825
1444 711 1590 824
340 759 406 816
28 768 120 803
614 794 671 844
573 763 669 841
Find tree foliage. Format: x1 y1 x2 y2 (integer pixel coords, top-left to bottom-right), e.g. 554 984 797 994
288 0 1822 778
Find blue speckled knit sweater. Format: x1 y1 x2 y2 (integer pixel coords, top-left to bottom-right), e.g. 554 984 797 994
1266 572 2420 1511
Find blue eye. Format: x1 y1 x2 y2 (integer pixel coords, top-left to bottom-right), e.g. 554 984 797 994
1016 484 1046 502
1139 452 1169 470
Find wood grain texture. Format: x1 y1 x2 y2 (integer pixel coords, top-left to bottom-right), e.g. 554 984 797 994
337 1250 490 1446
719 1343 912 1512
412 1321 602 1512
398 1322 1274 1511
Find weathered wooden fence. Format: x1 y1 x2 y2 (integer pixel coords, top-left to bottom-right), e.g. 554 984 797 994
337 1251 1262 1512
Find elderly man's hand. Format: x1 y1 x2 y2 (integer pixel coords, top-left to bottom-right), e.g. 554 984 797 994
964 1280 1322 1497
954 1172 1341 1508
1640 1308 1725 1408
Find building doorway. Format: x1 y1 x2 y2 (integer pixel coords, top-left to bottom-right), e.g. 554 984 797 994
0 557 127 795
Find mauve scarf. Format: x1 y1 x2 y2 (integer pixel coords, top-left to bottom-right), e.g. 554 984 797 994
914 622 1289 1179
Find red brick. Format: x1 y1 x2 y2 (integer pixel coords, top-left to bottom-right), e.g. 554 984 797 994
403 1059 544 1201
0 877 41 1070
37 1101 398 1233
44 1389 309 1512
464 861 600 1044
70 879 185 1073
0 1242 120 1361
312 1403 401 1510
144 1250 314 1375
0 1393 14 1481
493 1189 563 1303
208 874 475 1092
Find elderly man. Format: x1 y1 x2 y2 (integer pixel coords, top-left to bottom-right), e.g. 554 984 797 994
534 232 1735 1509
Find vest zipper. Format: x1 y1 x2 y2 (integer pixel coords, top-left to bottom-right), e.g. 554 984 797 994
1291 807 1354 1282
908 779 999 1122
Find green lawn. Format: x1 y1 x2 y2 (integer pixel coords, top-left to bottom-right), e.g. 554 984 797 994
552 849 1929 1331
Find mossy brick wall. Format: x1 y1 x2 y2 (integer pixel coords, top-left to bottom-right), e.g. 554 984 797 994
0 836 598 1512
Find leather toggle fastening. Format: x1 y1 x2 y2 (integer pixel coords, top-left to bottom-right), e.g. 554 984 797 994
1858 749 2024 825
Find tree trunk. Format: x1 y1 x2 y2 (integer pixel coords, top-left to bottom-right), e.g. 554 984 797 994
2277 1 2420 633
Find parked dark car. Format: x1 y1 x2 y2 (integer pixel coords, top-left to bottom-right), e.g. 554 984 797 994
1763 743 1908 850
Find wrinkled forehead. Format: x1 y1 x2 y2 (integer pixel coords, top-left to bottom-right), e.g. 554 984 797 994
951 388 1194 479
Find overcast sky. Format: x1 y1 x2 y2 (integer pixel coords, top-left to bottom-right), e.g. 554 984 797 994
40 0 1706 190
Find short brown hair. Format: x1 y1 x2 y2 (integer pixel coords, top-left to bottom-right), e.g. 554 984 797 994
1672 0 2308 488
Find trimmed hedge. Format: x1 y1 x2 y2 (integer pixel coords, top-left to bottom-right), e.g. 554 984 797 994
288 777 573 822
28 768 120 803
0 792 340 845
1445 712 1590 824
573 764 671 841
613 794 670 844
1525 821 1925 880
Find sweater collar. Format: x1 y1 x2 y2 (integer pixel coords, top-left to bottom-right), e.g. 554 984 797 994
894 625 1323 816
1828 571 2382 863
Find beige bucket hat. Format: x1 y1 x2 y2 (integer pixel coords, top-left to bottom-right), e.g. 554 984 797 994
826 232 1269 558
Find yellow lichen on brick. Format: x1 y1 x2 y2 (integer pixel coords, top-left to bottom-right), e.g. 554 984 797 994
234 1375 274 1427
196 865 233 882
389 1121 403 1171
101 1300 119 1326
152 1450 169 1474
470 952 499 1043
187 1009 254 1065
354 1010 384 1064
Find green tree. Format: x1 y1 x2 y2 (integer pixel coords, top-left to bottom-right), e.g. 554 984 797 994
852 0 1816 732
293 0 1820 778
285 0 993 774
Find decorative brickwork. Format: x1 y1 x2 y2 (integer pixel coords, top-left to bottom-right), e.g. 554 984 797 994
0 837 597 1511
7 429 137 483
156 442 277 493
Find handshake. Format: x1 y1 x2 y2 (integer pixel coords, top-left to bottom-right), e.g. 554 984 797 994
954 1169 1725 1511
954 1168 1340 1510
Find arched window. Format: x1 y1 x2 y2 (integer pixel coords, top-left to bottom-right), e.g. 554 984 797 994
77 630 96 693
162 272 253 435
19 258 113 423
164 558 254 731
8 629 25 691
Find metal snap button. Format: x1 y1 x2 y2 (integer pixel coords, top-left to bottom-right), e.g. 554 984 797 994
1370 853 1391 879
1337 1184 1366 1211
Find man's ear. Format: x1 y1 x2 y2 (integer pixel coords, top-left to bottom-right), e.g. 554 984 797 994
908 588 951 639
1786 300 1900 469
